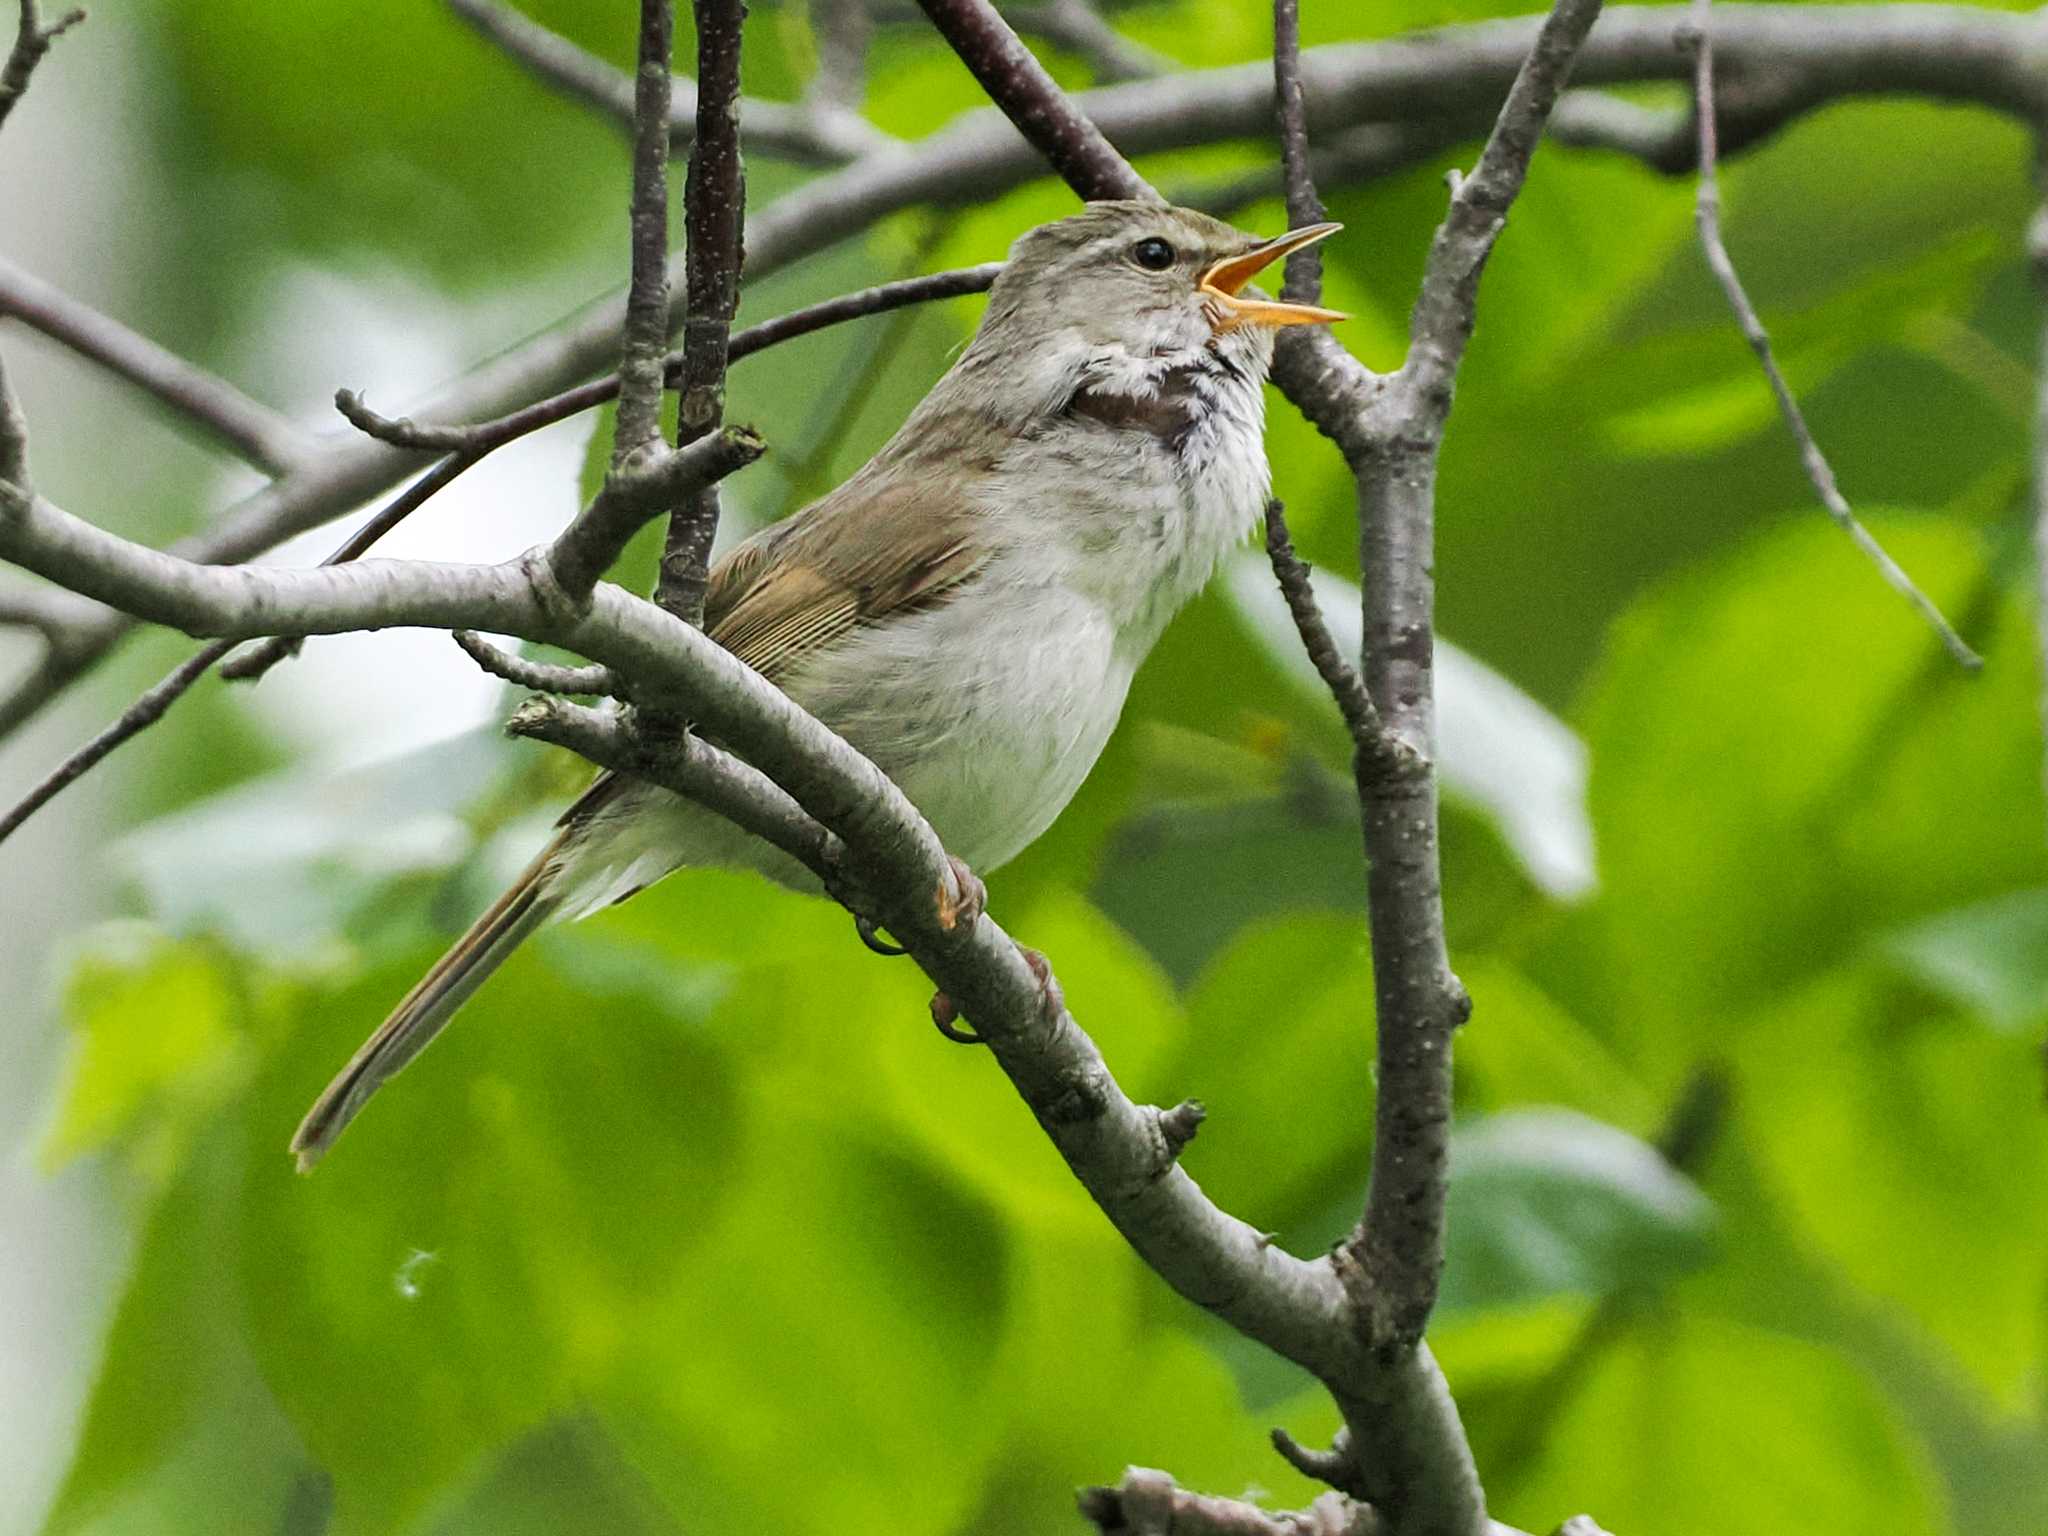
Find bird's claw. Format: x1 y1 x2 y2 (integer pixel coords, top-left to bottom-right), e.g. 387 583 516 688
935 855 986 933
928 945 1062 1047
855 914 907 956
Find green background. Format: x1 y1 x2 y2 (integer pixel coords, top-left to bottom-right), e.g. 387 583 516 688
4 1 2045 1534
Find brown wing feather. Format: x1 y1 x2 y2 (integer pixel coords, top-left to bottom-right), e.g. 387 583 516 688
554 466 989 833
705 470 988 682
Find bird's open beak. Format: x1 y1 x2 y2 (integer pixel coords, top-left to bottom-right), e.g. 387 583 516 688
1198 222 1348 331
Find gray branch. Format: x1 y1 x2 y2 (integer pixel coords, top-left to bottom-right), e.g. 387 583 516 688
0 256 316 475
615 0 678 460
451 630 619 697
548 423 764 600
0 0 83 134
446 0 897 164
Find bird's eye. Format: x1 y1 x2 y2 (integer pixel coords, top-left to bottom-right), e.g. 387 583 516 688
1130 237 1176 271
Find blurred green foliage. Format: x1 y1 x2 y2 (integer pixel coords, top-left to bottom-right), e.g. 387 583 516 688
15 0 2048 1533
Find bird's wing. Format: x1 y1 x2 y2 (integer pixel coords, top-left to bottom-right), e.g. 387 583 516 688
555 466 990 833
705 470 989 682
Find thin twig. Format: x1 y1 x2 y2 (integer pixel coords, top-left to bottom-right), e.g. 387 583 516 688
1687 0 1978 670
0 640 233 848
333 264 1003 466
1261 501 1389 758
332 389 483 452
447 0 893 164
505 691 842 882
1271 0 1326 305
550 423 764 600
616 0 677 460
0 349 27 491
652 0 747 628
0 256 314 475
806 0 870 111
1007 0 1166 84
0 0 84 134
912 0 1154 201
452 629 619 697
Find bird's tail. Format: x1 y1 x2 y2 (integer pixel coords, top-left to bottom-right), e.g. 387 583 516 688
289 838 566 1172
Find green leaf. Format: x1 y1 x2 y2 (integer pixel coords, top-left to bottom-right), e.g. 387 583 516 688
117 728 514 961
43 1132 315 1536
1166 913 1376 1236
1564 515 2007 1068
1438 1110 1715 1317
415 1417 679 1536
1882 886 2048 1033
602 1120 1010 1536
1733 964 2048 1413
44 926 254 1181
1487 1314 1950 1536
237 936 743 1531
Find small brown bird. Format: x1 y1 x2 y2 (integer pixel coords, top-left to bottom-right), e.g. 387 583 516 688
292 200 1343 1169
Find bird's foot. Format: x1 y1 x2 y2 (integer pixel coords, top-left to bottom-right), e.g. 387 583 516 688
935 855 986 933
928 946 1062 1047
854 914 907 956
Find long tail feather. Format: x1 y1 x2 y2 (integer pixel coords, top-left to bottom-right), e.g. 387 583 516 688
290 845 564 1172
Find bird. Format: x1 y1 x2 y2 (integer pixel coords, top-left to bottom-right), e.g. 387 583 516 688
290 200 1344 1170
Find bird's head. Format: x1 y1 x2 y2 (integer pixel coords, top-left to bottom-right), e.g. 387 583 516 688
986 200 1338 364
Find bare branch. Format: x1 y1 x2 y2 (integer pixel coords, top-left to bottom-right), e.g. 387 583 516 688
1008 0 1166 84
0 257 315 475
446 0 894 164
549 423 764 600
616 0 677 460
332 389 483 452
452 630 619 697
1271 0 1326 303
0 349 26 491
1262 501 1404 766
505 691 842 884
912 0 1154 200
1332 0 1604 1367
1402 0 1604 411
1080 1467 1377 1535
806 0 871 111
1685 0 1980 670
0 639 234 849
652 0 747 628
0 0 83 134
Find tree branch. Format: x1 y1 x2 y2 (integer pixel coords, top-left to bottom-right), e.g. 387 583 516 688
446 0 893 164
0 256 316 475
451 630 619 697
1007 0 1167 85
651 0 747 629
0 0 83 134
616 0 678 461
549 423 764 600
1684 0 1980 670
912 0 1154 200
